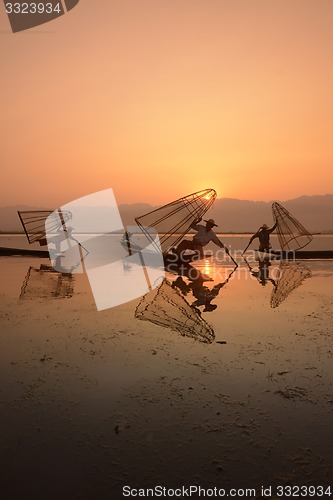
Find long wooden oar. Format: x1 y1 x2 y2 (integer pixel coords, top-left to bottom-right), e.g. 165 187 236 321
242 225 262 255
219 240 238 267
242 241 252 255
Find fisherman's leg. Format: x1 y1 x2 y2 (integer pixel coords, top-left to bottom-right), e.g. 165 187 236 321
193 243 204 260
176 239 193 252
175 239 195 258
259 243 269 252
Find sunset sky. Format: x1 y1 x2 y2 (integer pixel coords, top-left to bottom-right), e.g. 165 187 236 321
1 0 333 207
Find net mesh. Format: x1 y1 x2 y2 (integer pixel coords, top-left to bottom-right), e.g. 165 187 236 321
18 210 72 245
135 278 215 343
270 261 311 308
20 265 74 299
135 189 217 255
272 202 313 251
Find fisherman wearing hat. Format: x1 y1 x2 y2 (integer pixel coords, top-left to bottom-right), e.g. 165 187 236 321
173 217 230 261
246 221 278 253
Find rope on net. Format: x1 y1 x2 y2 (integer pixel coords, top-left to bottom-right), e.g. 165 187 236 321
135 189 217 254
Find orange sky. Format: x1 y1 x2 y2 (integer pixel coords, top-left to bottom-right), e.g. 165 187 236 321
1 0 333 207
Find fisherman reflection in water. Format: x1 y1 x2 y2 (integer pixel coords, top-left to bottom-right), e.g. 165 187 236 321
246 258 277 288
172 268 235 312
246 222 278 252
173 217 231 261
191 281 226 312
172 277 221 312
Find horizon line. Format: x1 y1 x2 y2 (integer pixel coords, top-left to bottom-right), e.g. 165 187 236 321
1 192 333 209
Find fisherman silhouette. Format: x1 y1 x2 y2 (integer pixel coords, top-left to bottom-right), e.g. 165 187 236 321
245 222 278 253
172 217 234 264
48 226 75 254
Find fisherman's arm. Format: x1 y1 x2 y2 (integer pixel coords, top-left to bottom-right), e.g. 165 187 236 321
214 234 238 267
190 217 202 230
249 232 259 244
268 221 278 233
212 235 229 252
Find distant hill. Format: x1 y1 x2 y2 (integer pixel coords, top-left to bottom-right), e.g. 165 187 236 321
1 195 332 233
212 195 333 233
0 206 51 233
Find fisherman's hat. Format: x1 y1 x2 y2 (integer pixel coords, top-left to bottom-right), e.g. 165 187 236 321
261 224 269 229
204 218 218 227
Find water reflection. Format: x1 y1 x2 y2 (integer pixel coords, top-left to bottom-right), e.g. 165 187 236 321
172 267 236 312
164 258 212 282
135 278 215 343
270 261 311 308
244 257 312 307
17 254 312 315
20 264 74 299
244 256 277 288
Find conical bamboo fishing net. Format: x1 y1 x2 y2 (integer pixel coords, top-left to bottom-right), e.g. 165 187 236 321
135 189 217 255
272 202 313 251
18 210 72 245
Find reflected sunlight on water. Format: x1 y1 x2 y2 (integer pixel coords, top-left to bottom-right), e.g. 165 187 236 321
0 254 332 495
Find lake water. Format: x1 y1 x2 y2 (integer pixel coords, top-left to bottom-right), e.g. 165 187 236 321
0 238 332 498
1 233 333 252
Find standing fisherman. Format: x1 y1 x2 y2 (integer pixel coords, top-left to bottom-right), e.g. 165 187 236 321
243 222 277 254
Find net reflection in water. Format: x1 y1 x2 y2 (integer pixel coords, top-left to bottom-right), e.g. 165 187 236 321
20 265 74 299
270 261 311 308
135 278 215 343
272 202 313 251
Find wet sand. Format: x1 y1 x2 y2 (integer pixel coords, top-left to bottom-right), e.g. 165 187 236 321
0 257 332 499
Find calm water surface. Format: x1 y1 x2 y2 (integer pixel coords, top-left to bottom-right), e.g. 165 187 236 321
0 250 332 498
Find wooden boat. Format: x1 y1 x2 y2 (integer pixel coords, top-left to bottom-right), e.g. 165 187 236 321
0 246 49 257
255 249 333 260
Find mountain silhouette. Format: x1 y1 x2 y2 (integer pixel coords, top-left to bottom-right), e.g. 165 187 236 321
1 195 332 233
